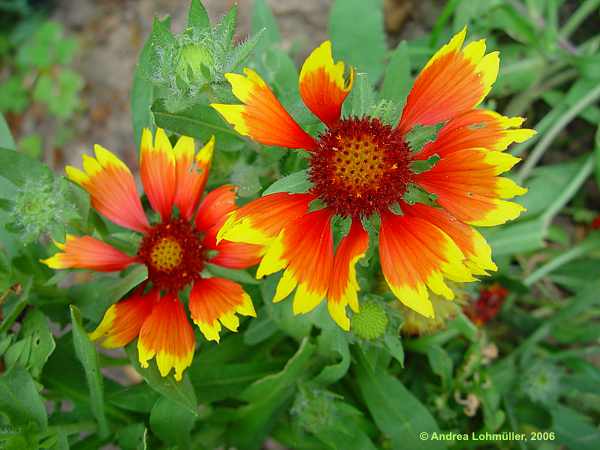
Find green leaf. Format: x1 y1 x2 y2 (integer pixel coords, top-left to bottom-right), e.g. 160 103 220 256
575 52 600 80
206 263 259 285
261 274 313 339
448 312 478 342
429 0 461 47
117 423 147 450
314 326 351 385
521 159 586 218
243 315 279 345
262 170 311 196
190 360 280 403
18 134 42 159
405 124 443 153
230 338 315 450
152 102 243 151
213 5 237 50
483 217 546 256
356 349 446 450
225 30 265 73
108 384 159 413
489 4 538 46
261 47 299 95
150 397 197 449
188 0 210 30
381 41 411 109
251 0 280 54
125 344 198 415
43 335 131 424
595 124 600 189
383 334 404 367
303 394 378 450
551 404 600 450
347 73 375 118
131 16 174 146
0 366 47 430
0 113 15 151
75 265 147 322
0 249 11 293
410 154 440 174
0 278 31 335
0 76 29 115
329 0 386 82
0 147 52 188
426 345 453 389
70 305 109 438
4 309 55 378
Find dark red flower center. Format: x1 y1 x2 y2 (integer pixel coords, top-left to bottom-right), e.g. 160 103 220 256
137 218 204 292
309 117 411 217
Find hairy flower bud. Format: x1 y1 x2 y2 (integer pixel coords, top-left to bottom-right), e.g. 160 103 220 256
9 176 77 243
351 299 389 340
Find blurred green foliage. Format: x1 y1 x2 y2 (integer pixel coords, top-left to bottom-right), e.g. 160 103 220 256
0 9 83 160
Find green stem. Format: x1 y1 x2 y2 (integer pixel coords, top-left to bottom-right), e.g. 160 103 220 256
504 67 577 117
44 421 98 436
540 154 594 226
98 354 131 367
429 0 461 47
507 0 578 54
513 281 600 359
510 105 564 157
524 234 600 286
0 279 32 334
516 85 600 182
548 346 600 361
503 395 528 450
404 329 459 353
560 0 600 39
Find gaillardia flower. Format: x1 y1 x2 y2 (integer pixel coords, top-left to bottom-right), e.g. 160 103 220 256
42 128 261 380
212 28 535 330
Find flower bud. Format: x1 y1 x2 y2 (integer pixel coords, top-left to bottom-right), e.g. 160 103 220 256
351 299 389 340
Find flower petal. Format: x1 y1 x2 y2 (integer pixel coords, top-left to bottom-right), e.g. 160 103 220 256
138 294 195 381
379 211 473 318
299 41 354 128
327 219 369 330
257 208 334 315
417 109 536 160
414 148 527 226
174 135 215 221
189 277 256 342
398 27 500 134
206 240 263 270
41 235 137 272
195 185 237 232
89 287 157 348
65 145 149 233
140 128 177 221
212 68 318 150
401 202 497 276
217 192 316 246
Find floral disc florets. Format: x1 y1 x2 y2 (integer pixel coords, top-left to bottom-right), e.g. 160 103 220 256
137 218 204 292
309 117 411 217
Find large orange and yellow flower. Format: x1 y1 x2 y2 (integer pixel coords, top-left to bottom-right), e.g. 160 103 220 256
42 128 261 380
212 28 535 330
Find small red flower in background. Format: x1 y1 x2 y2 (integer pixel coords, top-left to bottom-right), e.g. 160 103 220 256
42 128 261 380
464 283 508 326
591 215 600 229
211 27 535 330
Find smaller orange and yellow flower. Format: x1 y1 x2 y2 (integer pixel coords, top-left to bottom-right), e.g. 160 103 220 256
42 128 261 380
212 27 535 330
